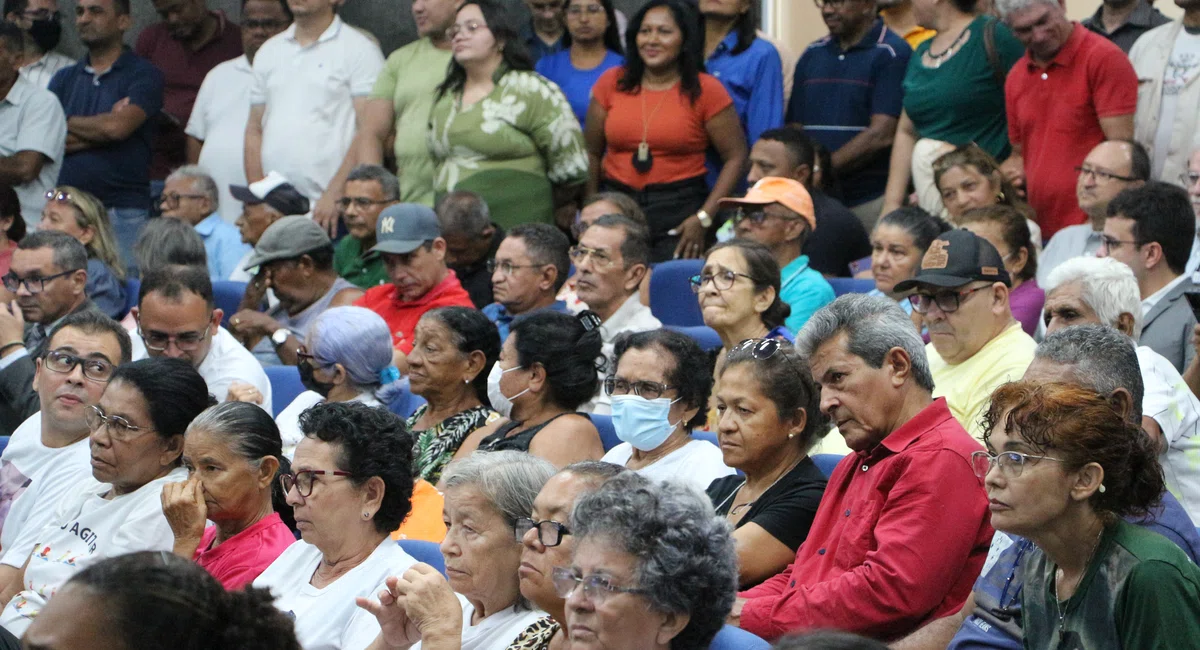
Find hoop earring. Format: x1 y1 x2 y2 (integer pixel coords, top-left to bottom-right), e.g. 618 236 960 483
996 190 1006 202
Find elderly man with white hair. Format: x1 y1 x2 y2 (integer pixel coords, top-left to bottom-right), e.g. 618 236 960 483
159 165 249 281
1043 254 1200 521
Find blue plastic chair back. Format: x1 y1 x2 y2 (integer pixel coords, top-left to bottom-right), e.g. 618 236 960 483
666 325 723 352
649 260 705 327
398 539 446 576
212 281 248 327
592 414 620 451
693 430 719 447
812 453 845 478
122 278 140 319
265 366 305 418
826 278 877 297
708 625 770 650
0 436 9 455
387 383 428 420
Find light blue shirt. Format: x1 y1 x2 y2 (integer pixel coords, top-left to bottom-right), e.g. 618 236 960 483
780 255 835 335
1036 223 1103 287
705 31 784 190
483 300 570 342
196 212 250 282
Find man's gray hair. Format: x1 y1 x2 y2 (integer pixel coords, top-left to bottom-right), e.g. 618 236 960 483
18 230 87 274
796 294 935 392
1045 256 1143 340
166 165 220 208
346 164 400 202
1034 324 1145 421
995 0 1059 21
435 191 491 237
441 450 556 527
571 472 737 650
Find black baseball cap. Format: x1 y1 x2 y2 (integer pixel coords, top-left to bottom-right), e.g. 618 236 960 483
229 171 310 216
894 229 1011 292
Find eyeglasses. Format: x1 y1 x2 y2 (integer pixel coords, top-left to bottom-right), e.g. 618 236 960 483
515 517 570 546
552 567 648 603
87 404 155 442
604 377 675 399
971 450 1066 478
731 208 799 228
20 8 58 20
529 0 560 11
44 349 115 382
813 0 855 7
2 269 80 294
138 323 211 352
336 197 392 210
244 18 286 29
487 259 543 276
1074 166 1138 184
1100 235 1142 252
44 189 73 203
569 245 618 271
909 285 992 314
567 4 604 15
279 469 354 498
446 20 487 39
159 192 207 207
689 269 755 294
1179 172 1200 187
730 338 782 360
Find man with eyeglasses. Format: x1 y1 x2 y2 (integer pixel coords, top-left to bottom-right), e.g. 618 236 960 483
1037 139 1149 287
894 323 1200 650
484 223 571 342
353 203 472 363
227 215 361 367
571 214 660 415
159 165 248 281
893 229 1035 440
184 0 290 223
0 311 130 593
0 232 95 427
723 176 834 334
522 0 566 63
130 264 271 411
436 190 503 310
333 164 398 290
4 0 73 88
1098 181 1198 373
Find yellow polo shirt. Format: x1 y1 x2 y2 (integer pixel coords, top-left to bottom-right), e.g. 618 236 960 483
929 321 1036 441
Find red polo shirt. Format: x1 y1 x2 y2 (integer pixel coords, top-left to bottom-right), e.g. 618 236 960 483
1005 22 1136 239
354 271 473 354
739 398 992 642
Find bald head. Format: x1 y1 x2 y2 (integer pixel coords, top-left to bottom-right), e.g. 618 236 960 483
1076 140 1148 225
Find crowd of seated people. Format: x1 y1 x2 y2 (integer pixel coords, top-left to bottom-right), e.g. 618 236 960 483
2 0 1200 645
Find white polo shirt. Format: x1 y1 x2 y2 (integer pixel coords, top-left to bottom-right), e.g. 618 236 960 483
186 55 254 224
0 74 65 229
1137 345 1200 522
250 17 383 201
131 326 273 413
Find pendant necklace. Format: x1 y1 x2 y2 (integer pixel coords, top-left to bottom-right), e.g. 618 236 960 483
634 86 671 174
926 23 971 68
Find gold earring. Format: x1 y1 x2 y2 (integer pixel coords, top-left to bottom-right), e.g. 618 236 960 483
996 190 1006 202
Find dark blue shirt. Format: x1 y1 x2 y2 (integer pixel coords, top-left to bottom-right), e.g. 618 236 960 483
48 50 164 210
787 20 910 206
483 300 570 342
521 23 566 65
535 49 624 126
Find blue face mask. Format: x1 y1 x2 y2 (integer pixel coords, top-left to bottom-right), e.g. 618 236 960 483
611 394 682 452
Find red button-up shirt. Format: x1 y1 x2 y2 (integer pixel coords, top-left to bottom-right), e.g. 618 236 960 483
740 398 993 641
353 270 473 354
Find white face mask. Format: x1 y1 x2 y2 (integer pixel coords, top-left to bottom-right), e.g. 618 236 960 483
487 363 529 419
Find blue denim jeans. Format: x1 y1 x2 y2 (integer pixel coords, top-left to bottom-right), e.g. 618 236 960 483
107 207 148 277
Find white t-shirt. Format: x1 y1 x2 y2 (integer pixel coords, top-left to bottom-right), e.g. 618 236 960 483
601 439 735 495
253 538 416 650
0 414 97 568
1137 345 1200 522
411 596 545 650
250 17 383 201
186 55 254 225
1154 28 1200 176
131 326 273 413
276 391 384 460
0 467 188 635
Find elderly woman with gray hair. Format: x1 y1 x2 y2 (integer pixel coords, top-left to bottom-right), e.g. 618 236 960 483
358 451 557 649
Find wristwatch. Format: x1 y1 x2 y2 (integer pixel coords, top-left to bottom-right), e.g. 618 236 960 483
270 328 291 347
696 209 712 229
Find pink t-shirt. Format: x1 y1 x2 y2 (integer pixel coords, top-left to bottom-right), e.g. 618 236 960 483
195 512 296 590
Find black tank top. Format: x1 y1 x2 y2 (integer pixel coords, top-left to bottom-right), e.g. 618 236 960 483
477 413 583 452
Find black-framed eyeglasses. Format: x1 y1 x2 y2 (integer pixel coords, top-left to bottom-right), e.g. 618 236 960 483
243 18 286 29
970 450 1066 478
515 517 570 546
336 196 392 210
730 338 782 360
2 269 80 294
138 322 211 352
1179 171 1200 188
487 259 543 276
279 469 354 498
1100 235 1142 252
731 208 799 228
1074 165 1138 184
551 567 649 603
446 20 487 39
908 285 991 314
87 404 155 442
566 3 604 16
44 349 114 382
689 269 755 294
159 192 207 207
604 377 675 399
20 8 58 20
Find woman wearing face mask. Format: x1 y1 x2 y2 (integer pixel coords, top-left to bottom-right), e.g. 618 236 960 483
469 311 605 467
599 329 734 493
273 306 400 458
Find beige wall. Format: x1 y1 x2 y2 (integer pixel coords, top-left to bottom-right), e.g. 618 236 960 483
763 0 1182 53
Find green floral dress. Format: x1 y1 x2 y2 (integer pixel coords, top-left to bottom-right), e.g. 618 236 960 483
427 66 589 230
408 404 500 484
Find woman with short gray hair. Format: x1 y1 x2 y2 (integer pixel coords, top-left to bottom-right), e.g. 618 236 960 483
558 472 738 650
360 451 556 649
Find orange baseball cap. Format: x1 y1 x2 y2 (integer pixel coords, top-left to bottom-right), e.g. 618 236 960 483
719 177 817 231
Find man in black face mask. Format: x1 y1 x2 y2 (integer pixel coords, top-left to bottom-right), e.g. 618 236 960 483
3 0 72 88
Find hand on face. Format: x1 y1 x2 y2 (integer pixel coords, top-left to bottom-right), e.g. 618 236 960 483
160 475 208 545
0 301 25 349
